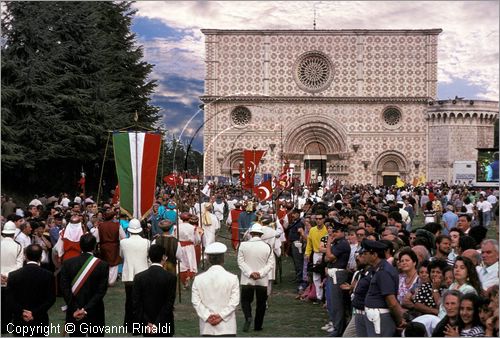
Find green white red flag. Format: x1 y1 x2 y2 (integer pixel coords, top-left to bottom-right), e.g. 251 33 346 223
113 132 162 220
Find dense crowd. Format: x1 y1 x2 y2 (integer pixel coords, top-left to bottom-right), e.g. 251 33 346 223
0 181 499 337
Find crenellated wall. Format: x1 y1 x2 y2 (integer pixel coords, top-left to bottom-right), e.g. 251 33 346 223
427 99 498 182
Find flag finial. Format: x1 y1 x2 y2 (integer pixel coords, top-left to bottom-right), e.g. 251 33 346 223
134 111 139 122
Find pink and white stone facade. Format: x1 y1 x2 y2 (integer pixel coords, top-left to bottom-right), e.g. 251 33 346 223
201 29 498 185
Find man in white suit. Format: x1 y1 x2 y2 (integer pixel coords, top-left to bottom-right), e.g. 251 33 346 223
119 218 150 332
191 242 240 336
1 221 24 333
237 223 274 332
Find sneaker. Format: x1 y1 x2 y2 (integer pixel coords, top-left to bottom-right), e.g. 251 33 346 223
326 326 335 333
321 322 333 331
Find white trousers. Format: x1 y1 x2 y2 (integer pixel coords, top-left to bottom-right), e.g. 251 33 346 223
313 252 323 301
108 265 118 286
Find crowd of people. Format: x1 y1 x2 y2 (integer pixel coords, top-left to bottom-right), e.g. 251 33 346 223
0 180 499 337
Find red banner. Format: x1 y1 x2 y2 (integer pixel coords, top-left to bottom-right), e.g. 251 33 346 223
243 150 266 190
163 173 184 187
277 161 292 189
253 179 273 201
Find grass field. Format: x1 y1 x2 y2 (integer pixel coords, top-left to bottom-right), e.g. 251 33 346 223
41 225 327 337
8 214 498 337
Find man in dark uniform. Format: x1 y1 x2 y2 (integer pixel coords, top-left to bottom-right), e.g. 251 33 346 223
133 244 177 337
341 243 373 337
8 244 56 337
362 239 406 337
286 208 306 291
60 234 109 337
325 220 351 337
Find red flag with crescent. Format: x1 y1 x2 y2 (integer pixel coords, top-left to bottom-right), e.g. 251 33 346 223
243 150 266 190
277 161 292 189
163 173 184 187
253 179 273 201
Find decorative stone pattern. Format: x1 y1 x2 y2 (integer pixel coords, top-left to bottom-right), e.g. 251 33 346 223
201 30 498 185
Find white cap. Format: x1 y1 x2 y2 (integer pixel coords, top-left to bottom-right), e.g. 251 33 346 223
2 221 17 235
128 218 142 233
249 223 264 234
205 242 227 255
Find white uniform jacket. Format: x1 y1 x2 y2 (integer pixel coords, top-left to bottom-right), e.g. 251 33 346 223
1 237 24 278
237 237 275 287
119 234 150 282
191 265 240 336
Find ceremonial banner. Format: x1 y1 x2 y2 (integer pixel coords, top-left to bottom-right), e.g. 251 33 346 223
254 179 273 201
396 177 405 188
113 132 162 220
163 173 184 187
243 150 266 190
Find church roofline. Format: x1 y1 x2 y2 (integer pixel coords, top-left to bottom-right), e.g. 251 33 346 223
201 29 443 35
199 95 432 103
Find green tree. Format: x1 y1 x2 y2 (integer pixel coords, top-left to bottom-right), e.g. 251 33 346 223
159 135 204 178
1 1 159 194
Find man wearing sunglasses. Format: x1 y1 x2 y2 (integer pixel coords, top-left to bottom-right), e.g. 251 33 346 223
304 211 328 303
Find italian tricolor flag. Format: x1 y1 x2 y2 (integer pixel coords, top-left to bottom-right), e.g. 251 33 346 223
113 132 162 220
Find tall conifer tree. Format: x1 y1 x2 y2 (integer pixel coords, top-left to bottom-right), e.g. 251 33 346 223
1 1 159 193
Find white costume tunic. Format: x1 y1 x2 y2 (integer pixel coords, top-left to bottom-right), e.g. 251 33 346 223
178 221 201 274
201 206 220 248
212 201 225 222
191 265 240 336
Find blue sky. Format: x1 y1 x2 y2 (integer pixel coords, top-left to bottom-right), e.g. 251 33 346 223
130 1 499 151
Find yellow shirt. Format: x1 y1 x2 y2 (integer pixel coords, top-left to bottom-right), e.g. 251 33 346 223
305 225 328 256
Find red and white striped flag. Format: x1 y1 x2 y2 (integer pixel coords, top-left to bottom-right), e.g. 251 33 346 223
113 132 162 220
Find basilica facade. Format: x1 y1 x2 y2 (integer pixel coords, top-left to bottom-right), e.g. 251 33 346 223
200 29 498 186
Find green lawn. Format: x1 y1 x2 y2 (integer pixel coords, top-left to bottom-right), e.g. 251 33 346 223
42 226 327 337
10 213 498 337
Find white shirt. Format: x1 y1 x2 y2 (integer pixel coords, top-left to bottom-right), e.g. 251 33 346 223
60 197 70 208
15 232 32 249
191 265 240 336
476 200 492 213
237 237 275 286
477 262 499 291
487 195 497 205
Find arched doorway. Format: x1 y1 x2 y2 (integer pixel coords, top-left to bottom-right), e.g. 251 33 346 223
303 142 327 185
373 151 409 186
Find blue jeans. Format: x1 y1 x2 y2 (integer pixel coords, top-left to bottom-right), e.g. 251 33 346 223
483 210 492 227
325 276 334 321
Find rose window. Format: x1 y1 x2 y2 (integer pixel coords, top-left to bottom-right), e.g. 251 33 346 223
231 106 251 126
294 52 333 93
383 108 402 126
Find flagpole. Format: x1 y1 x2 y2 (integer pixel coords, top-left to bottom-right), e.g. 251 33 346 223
97 132 111 207
134 112 139 219
174 183 182 304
